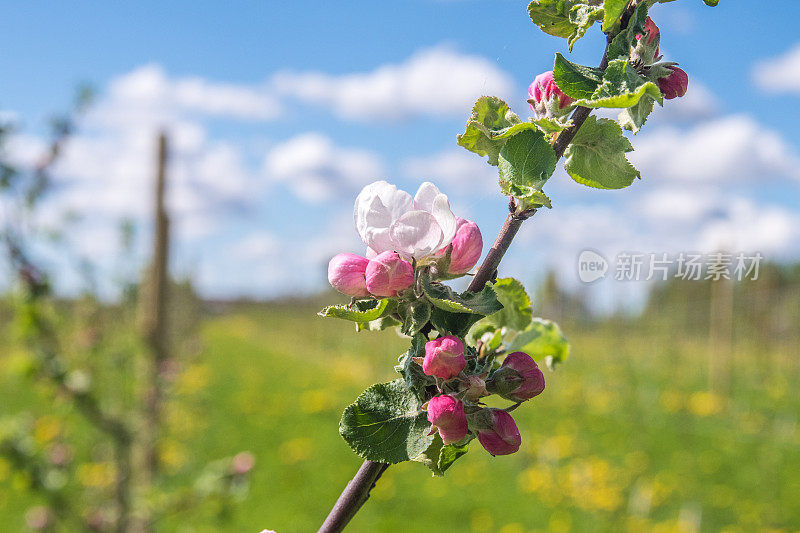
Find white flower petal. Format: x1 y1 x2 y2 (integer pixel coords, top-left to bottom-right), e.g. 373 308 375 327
390 210 443 259
430 193 457 251
354 180 413 253
413 181 442 212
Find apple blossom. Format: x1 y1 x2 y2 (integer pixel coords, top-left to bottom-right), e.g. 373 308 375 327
438 217 483 275
327 253 370 297
354 181 457 260
476 409 521 456
419 335 466 380
426 395 468 444
657 66 689 99
489 352 545 402
528 70 575 119
364 251 414 297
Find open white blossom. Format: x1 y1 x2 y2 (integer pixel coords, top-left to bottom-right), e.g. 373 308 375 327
354 180 457 260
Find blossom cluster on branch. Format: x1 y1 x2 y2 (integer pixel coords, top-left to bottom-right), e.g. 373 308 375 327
318 0 716 478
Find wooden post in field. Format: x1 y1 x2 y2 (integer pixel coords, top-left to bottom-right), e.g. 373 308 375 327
141 132 170 493
708 272 733 394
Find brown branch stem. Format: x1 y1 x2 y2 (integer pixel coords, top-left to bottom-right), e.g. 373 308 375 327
319 26 621 533
318 461 389 533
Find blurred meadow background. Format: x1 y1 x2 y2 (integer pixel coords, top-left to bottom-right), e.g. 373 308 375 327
2 1 800 532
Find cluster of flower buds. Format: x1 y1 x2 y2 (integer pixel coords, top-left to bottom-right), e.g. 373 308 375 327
420 336 545 456
328 181 483 297
527 16 688 119
527 70 575 120
328 251 414 298
635 16 688 100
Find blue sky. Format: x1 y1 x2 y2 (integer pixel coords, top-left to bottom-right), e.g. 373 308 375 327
2 0 799 306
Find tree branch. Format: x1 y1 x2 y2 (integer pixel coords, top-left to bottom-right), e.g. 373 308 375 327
318 461 389 533
319 27 620 533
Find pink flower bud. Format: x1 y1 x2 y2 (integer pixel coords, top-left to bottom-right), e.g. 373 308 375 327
328 253 369 297
528 71 575 118
658 66 688 100
461 373 488 401
427 395 469 444
637 16 660 46
498 351 545 401
477 409 521 456
441 217 482 274
364 251 415 297
422 335 466 380
634 17 661 64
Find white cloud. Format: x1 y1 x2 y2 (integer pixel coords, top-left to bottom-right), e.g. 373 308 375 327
272 45 515 121
629 115 800 184
1 64 286 298
752 43 800 94
647 80 718 124
696 199 800 255
402 148 497 193
263 133 384 203
106 64 281 121
634 187 720 226
33 65 281 239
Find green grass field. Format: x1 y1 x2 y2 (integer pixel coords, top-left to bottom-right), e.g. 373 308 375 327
2 301 799 532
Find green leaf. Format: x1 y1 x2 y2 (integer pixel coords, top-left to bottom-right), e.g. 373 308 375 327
568 3 604 50
438 440 471 473
487 278 533 331
508 318 570 366
703 0 718 6
339 379 433 464
527 0 577 38
618 95 655 134
413 434 472 476
456 96 559 201
532 117 572 135
575 58 663 109
466 321 502 350
421 275 503 316
397 299 433 337
429 307 483 338
527 1 603 51
553 53 603 101
319 299 394 323
519 190 553 209
563 115 640 189
554 52 662 110
355 315 402 332
466 278 533 348
602 0 628 32
498 129 558 199
457 96 519 166
397 334 434 399
606 3 650 62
